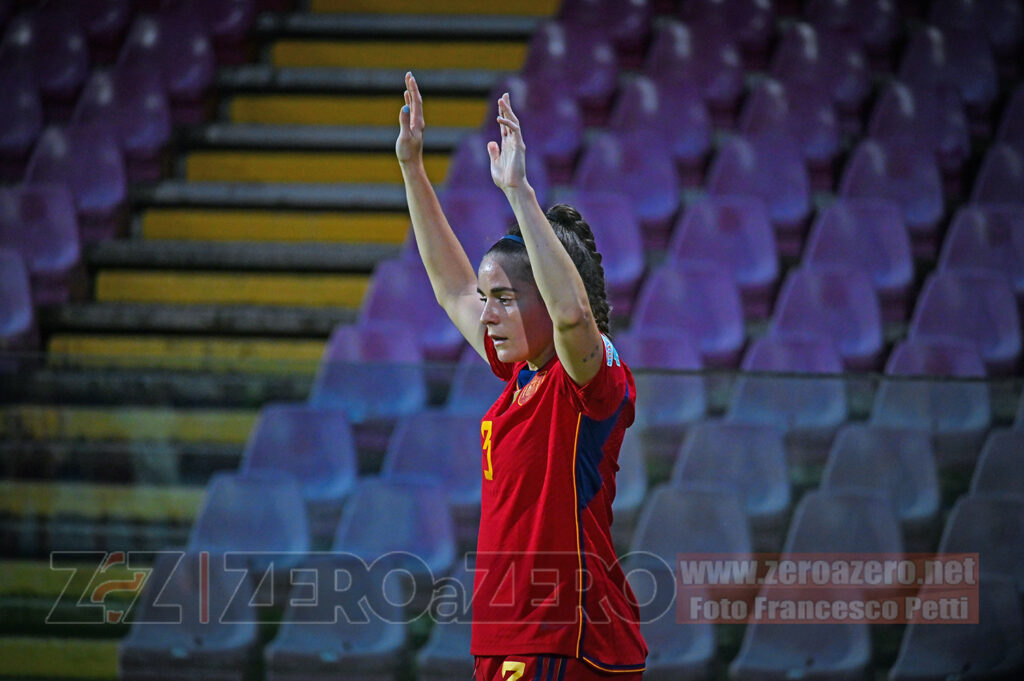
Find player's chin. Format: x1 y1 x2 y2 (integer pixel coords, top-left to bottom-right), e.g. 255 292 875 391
492 340 522 363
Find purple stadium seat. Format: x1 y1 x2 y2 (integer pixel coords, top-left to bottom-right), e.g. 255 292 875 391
671 421 791 553
0 184 81 306
72 65 171 183
839 138 944 259
679 0 775 70
0 62 42 180
360 257 466 364
667 195 778 319
117 11 214 125
118 552 260 681
0 6 90 120
331 476 456 608
770 265 884 372
890 575 1024 681
726 333 848 469
444 130 548 218
706 131 812 257
609 74 711 187
898 25 999 137
729 489 901 681
935 495 1024 602
309 321 428 459
929 0 1023 81
0 248 37 365
189 469 311 569
381 409 481 549
484 73 582 184
401 186 510 274
610 428 647 550
572 130 681 250
739 77 840 190
521 20 619 126
820 424 940 551
631 261 745 368
240 403 358 546
414 561 475 681
804 198 913 323
971 143 1024 204
24 122 127 243
939 204 1024 312
643 19 744 129
804 0 902 72
445 345 503 417
867 80 970 197
997 83 1024 156
555 190 645 319
909 269 1021 375
181 0 256 65
265 554 407 681
970 428 1024 501
613 326 706 473
557 0 652 69
871 337 991 472
71 0 133 64
770 22 871 136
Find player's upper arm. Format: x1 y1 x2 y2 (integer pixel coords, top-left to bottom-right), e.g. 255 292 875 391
553 310 606 387
443 290 488 361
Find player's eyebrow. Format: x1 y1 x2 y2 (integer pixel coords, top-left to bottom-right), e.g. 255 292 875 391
477 286 517 296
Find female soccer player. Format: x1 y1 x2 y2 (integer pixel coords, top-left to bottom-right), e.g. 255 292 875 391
396 71 646 680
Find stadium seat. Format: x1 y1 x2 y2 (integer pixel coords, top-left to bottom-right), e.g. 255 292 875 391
0 248 37 368
936 495 1024 602
971 143 1024 204
610 427 647 551
938 204 1024 311
331 476 456 613
309 321 429 459
119 551 261 681
803 198 914 322
671 421 791 553
642 19 744 129
188 470 311 571
415 560 475 681
521 20 619 126
381 409 482 550
740 77 840 190
572 129 681 249
557 0 653 69
889 574 1024 681
68 0 134 64
117 11 215 125
928 0 1023 81
609 74 711 187
969 429 1024 501
445 345 504 417
871 337 991 472
867 80 971 197
484 73 582 184
679 0 775 70
613 326 706 475
839 138 944 259
239 403 358 547
0 60 42 180
898 25 999 137
770 22 871 136
706 131 812 257
909 269 1021 375
444 129 549 219
555 190 645 319
631 261 745 368
181 0 256 65
0 183 82 306
726 333 848 471
770 265 884 372
264 553 408 681
668 195 778 320
24 121 127 243
623 562 716 681
804 0 902 72
820 424 940 552
72 64 172 183
996 82 1024 155
729 489 903 681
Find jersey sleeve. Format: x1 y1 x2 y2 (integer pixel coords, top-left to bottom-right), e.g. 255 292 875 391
563 335 634 422
483 330 515 381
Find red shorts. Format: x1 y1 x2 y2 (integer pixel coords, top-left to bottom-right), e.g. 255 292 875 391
474 655 644 681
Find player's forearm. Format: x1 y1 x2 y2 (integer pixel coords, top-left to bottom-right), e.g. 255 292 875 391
400 162 477 309
505 184 592 331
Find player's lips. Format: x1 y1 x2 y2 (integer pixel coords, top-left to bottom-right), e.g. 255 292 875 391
490 334 508 345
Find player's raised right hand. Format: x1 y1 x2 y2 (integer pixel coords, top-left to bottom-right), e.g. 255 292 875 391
396 71 425 167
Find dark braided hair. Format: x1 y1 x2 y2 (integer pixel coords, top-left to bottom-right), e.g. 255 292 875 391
485 203 613 335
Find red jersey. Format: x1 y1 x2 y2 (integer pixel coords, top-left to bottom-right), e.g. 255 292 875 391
471 332 647 673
